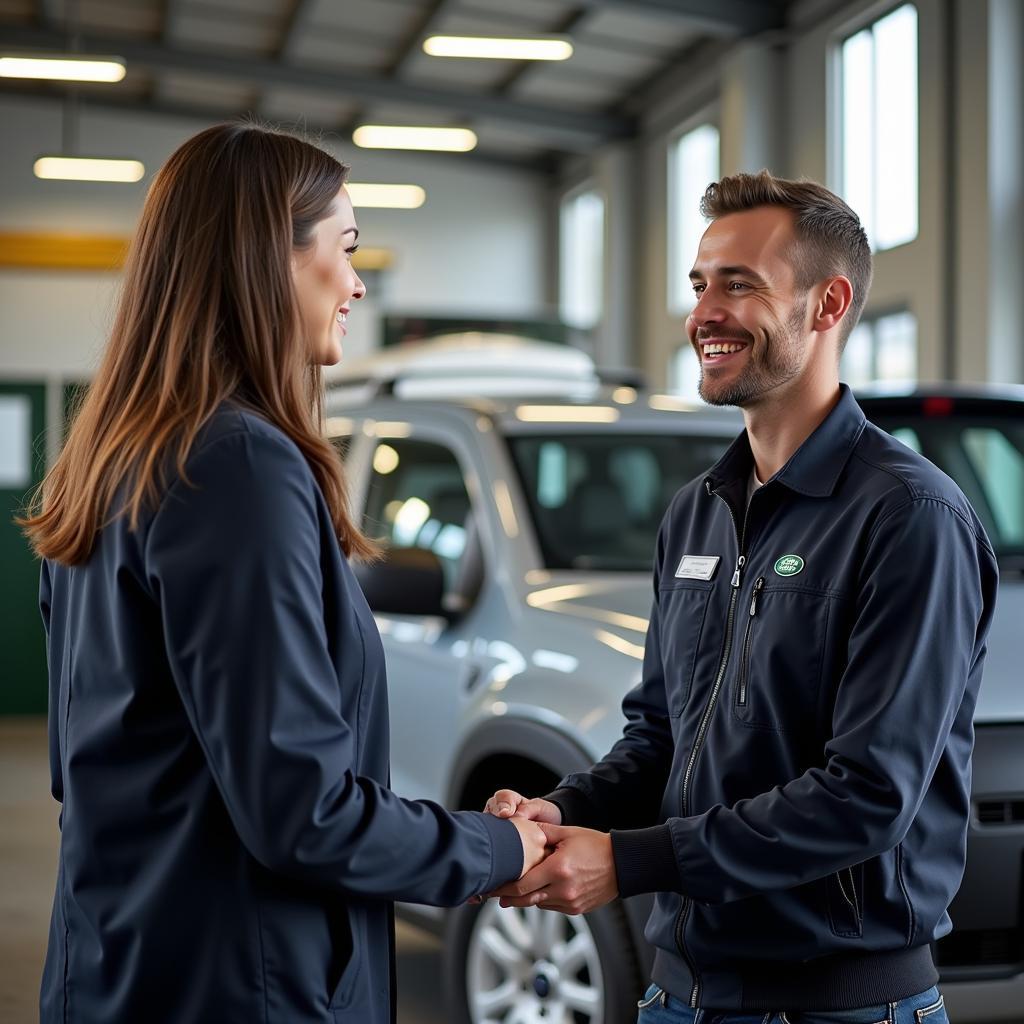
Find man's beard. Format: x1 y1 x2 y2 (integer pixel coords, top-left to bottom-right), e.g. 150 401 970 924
697 301 807 408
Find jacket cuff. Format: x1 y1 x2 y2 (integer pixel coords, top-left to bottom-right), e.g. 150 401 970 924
610 824 681 898
544 786 604 829
478 813 524 891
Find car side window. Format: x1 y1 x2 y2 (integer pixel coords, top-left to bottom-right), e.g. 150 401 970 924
363 439 475 594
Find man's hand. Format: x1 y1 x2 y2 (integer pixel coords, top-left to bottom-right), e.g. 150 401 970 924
490 823 618 916
483 788 562 825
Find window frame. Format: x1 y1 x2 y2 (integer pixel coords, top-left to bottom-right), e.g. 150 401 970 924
666 117 721 318
829 1 920 253
558 181 607 332
841 305 918 385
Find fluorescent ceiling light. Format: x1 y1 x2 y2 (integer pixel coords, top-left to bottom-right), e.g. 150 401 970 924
346 183 426 209
352 125 477 152
423 35 573 61
0 55 126 82
34 157 145 183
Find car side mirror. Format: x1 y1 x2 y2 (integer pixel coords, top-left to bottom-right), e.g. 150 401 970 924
354 546 448 618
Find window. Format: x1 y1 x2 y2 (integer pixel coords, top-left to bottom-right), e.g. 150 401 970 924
839 3 918 250
507 431 731 570
865 412 1024 563
559 187 605 330
666 122 719 401
841 309 917 385
962 429 1024 549
363 439 474 591
668 123 720 314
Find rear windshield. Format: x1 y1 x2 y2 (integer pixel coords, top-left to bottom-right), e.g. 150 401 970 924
865 412 1024 568
506 432 732 571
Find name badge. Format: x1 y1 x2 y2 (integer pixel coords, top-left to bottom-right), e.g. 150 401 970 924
675 555 720 580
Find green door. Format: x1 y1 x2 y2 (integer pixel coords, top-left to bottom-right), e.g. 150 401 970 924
0 382 47 713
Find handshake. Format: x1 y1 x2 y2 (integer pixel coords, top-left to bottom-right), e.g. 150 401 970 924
476 789 619 916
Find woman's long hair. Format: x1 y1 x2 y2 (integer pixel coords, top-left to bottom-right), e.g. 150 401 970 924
20 123 376 564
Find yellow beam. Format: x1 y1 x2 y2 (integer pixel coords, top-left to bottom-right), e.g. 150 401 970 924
0 231 128 270
351 247 394 272
0 232 394 273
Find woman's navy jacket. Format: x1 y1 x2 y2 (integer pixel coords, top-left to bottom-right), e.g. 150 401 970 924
39 407 523 1023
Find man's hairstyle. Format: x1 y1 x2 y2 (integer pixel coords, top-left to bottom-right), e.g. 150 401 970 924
700 170 873 349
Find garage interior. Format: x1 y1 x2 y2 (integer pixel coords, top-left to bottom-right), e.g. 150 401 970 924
1 0 1022 1021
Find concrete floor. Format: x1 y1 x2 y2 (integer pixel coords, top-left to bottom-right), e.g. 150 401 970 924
0 719 445 1024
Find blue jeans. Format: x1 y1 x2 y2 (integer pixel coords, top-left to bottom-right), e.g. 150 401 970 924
636 984 949 1024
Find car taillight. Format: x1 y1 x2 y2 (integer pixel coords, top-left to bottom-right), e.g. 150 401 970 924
922 396 955 417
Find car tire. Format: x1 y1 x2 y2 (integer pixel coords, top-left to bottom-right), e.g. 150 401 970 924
443 896 643 1024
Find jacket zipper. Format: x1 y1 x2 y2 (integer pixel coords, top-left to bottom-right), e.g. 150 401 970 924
736 577 765 707
836 867 861 926
675 482 750 1008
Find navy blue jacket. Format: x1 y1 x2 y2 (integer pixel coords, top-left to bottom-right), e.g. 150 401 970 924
39 407 523 1023
551 386 999 1011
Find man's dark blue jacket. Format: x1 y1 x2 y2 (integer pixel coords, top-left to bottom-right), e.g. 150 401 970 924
39 407 523 1023
550 386 999 1011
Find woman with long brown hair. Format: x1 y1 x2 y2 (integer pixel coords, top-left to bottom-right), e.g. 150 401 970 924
20 122 546 1024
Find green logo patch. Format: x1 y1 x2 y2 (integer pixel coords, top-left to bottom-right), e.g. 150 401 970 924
773 554 804 577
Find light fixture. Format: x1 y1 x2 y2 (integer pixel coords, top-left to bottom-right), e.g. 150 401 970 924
33 87 144 183
352 125 477 153
34 156 144 182
345 183 426 209
423 35 573 61
0 54 126 82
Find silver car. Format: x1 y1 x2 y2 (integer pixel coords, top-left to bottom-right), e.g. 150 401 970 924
327 340 1024 1023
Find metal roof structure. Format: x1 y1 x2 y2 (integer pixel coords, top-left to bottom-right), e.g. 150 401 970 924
1 0 789 171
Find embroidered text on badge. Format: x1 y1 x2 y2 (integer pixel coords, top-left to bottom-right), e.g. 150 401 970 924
675 555 721 580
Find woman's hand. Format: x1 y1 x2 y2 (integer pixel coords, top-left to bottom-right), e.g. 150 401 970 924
484 789 562 826
493 824 618 915
508 816 550 877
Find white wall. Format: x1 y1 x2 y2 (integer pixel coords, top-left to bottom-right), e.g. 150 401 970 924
0 95 552 382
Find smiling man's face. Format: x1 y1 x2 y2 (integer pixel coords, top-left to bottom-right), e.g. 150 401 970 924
686 205 812 409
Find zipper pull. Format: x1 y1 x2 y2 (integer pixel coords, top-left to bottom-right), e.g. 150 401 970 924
749 576 765 616
731 555 746 588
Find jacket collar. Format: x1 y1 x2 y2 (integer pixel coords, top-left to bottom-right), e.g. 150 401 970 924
705 384 867 498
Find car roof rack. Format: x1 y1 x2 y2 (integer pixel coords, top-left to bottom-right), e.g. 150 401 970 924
326 333 614 402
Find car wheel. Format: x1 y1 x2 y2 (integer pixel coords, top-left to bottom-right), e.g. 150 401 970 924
444 897 642 1024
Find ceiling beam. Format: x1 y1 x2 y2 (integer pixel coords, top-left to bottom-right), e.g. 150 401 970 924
0 25 633 141
387 0 456 78
161 0 185 44
572 0 785 36
276 0 318 61
0 82 559 175
494 7 595 97
36 0 62 30
337 0 457 174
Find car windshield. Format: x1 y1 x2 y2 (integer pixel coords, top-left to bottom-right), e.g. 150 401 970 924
867 411 1024 568
506 432 733 571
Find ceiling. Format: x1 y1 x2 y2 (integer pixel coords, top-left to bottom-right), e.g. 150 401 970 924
0 0 790 172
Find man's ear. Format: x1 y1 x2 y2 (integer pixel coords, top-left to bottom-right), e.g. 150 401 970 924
811 276 854 334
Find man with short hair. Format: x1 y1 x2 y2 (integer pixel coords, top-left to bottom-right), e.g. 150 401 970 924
486 171 998 1023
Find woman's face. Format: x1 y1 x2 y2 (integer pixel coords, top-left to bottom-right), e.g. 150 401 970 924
292 186 365 366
